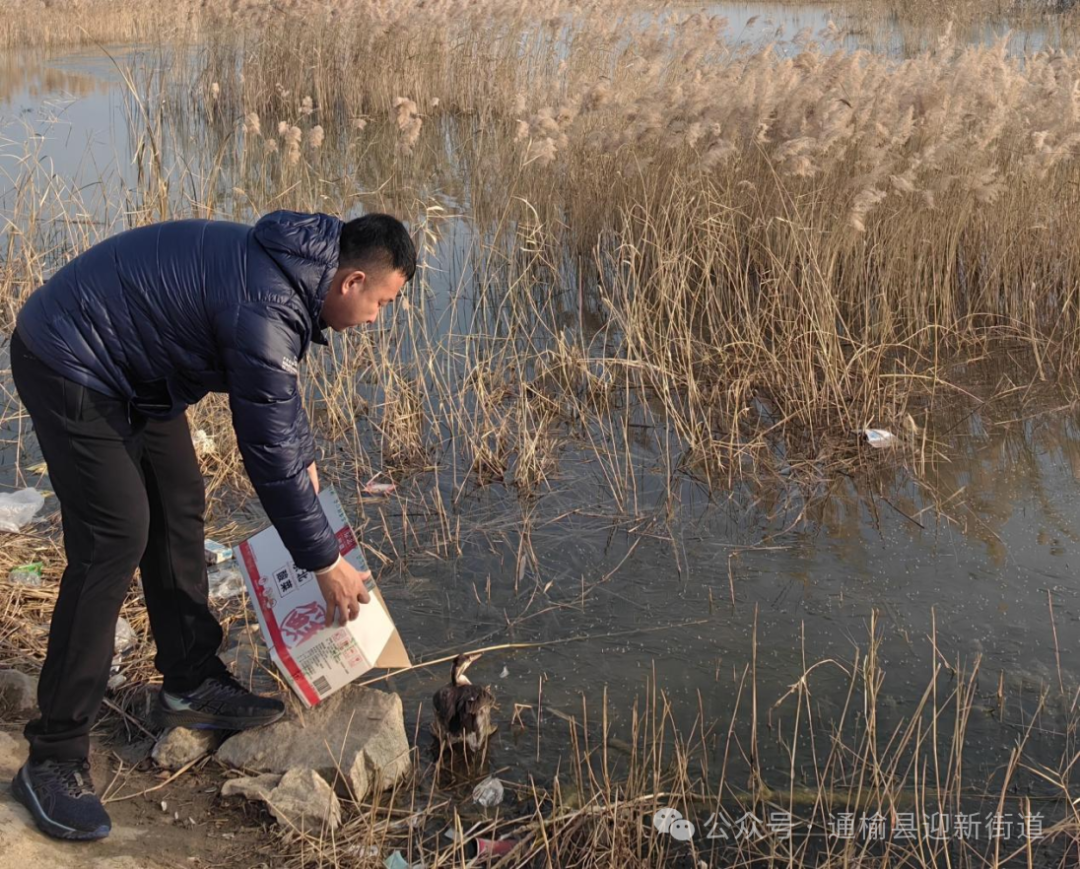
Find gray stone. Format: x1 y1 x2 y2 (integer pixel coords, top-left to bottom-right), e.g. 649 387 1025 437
151 727 222 770
216 685 411 800
0 670 37 718
221 772 282 802
221 770 340 833
265 769 341 833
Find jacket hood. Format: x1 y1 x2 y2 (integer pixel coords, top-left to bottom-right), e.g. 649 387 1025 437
252 210 343 345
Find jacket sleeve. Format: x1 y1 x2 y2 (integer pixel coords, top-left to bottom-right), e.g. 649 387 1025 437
219 302 340 571
295 390 317 470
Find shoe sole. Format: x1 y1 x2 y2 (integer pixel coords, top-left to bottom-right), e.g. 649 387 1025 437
154 704 286 732
10 767 111 842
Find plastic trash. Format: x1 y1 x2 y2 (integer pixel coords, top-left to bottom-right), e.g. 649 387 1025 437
114 617 137 655
362 477 396 497
192 429 216 456
863 428 897 449
472 775 504 807
204 539 233 565
0 488 45 533
442 828 517 858
111 617 136 677
208 565 245 601
8 562 43 587
472 838 518 858
383 853 409 869
107 673 127 690
499 665 509 679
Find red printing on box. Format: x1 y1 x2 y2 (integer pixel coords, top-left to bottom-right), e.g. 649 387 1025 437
335 526 357 555
238 540 320 706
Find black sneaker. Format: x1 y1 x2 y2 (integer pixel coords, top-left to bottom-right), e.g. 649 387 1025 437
11 759 111 841
155 673 285 731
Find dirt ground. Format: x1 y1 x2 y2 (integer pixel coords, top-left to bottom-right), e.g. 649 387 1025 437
0 726 274 869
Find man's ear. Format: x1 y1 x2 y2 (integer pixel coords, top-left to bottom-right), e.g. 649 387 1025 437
342 268 366 294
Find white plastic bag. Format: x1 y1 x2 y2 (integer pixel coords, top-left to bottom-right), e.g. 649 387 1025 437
208 565 245 601
114 617 137 655
111 616 137 675
472 775 504 807
192 429 216 457
863 429 897 449
0 488 45 532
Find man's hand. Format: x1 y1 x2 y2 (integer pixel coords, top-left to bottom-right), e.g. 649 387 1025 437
315 558 372 627
307 462 320 494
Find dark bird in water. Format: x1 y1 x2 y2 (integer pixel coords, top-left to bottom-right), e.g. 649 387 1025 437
431 651 497 754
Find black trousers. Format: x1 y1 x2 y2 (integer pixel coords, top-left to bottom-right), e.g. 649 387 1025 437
11 329 227 762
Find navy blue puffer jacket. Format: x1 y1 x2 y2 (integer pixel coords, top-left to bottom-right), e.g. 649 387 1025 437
15 210 349 572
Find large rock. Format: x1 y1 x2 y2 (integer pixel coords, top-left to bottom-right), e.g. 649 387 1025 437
266 769 341 833
0 670 37 718
216 685 411 800
221 769 340 833
151 727 222 770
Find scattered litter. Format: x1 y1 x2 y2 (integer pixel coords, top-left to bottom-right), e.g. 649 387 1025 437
472 837 518 858
204 539 233 565
499 665 509 679
111 617 137 677
472 775 504 807
383 849 426 869
862 428 897 449
114 617 137 655
442 828 517 858
0 488 45 532
192 429 216 456
362 476 396 497
107 674 127 691
160 800 168 812
7 562 43 587
208 564 245 601
221 833 235 840
384 852 409 869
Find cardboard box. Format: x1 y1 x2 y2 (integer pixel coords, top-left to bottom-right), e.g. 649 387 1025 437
234 488 410 707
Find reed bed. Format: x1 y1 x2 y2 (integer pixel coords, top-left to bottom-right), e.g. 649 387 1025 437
11 0 1080 493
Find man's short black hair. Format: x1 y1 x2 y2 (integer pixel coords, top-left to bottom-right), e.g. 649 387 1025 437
339 213 417 281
